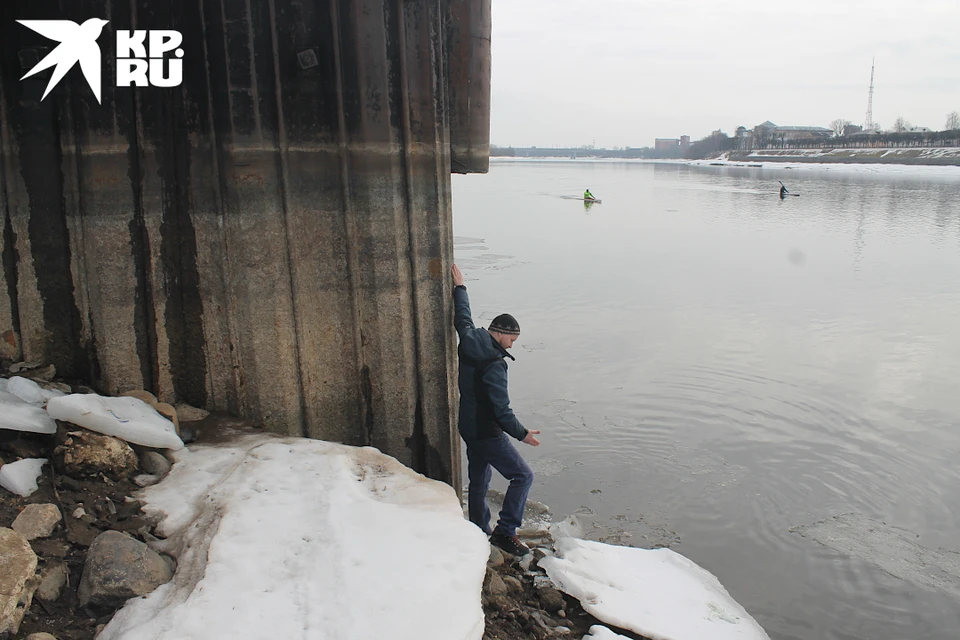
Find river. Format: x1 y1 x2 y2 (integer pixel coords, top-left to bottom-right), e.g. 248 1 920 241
451 159 960 640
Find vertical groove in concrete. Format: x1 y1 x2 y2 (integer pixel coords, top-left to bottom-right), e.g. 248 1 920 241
0 76 21 362
0 0 490 487
266 0 309 437
197 0 241 413
395 0 426 472
58 81 94 385
331 0 370 446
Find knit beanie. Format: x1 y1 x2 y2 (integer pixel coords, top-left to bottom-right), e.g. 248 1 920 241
489 313 520 335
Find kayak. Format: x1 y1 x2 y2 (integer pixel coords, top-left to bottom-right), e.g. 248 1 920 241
583 198 602 203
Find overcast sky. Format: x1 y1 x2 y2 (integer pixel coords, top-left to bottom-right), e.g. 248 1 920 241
490 0 960 148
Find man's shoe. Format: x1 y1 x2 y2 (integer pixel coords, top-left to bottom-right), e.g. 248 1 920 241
489 532 530 557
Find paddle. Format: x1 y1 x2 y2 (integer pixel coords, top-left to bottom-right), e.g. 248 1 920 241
778 180 800 196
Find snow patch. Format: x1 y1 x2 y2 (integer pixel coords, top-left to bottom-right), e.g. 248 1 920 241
0 457 48 497
98 433 489 640
541 537 770 640
582 626 633 639
0 389 58 434
46 394 184 450
5 375 65 405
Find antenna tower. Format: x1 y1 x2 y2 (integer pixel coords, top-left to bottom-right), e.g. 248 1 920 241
864 58 875 130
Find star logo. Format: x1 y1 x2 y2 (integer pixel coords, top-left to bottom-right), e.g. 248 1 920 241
18 18 109 103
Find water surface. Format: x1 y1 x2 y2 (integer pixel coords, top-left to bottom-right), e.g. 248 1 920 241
452 160 960 640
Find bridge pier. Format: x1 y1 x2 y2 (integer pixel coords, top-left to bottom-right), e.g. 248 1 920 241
0 0 491 487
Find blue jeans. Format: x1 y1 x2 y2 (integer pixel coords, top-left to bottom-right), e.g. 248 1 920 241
465 433 534 537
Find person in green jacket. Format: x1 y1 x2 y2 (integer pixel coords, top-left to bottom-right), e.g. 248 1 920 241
584 189 595 201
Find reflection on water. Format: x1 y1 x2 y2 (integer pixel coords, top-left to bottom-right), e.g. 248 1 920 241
453 161 960 640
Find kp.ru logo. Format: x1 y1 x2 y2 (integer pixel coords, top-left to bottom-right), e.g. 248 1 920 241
18 18 184 104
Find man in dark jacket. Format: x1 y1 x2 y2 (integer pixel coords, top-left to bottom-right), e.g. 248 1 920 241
451 264 541 557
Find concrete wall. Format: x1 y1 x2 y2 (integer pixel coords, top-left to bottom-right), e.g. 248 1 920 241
0 0 491 487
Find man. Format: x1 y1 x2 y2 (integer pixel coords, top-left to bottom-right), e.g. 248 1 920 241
779 182 788 199
451 264 541 557
584 188 595 201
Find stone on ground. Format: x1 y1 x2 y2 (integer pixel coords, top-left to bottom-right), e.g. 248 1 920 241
12 504 62 541
36 562 69 602
119 390 157 405
139 452 172 477
175 403 209 422
78 531 174 610
0 527 40 636
54 431 138 479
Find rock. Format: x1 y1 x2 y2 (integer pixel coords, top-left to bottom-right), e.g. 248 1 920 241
488 545 504 567
152 402 180 435
537 587 565 613
78 531 174 610
120 390 158 406
9 361 41 374
12 504 62 541
0 527 39 636
29 539 70 559
23 364 56 382
133 474 160 487
36 380 73 394
54 431 138 479
503 575 524 593
160 554 177 575
140 451 172 477
66 521 99 548
72 507 86 519
36 562 69 602
26 633 58 640
484 569 508 596
178 423 200 444
58 475 81 491
174 402 209 422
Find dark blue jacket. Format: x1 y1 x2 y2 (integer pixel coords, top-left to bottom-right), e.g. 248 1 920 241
453 286 528 442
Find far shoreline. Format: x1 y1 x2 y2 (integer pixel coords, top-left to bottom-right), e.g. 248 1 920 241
487 154 960 175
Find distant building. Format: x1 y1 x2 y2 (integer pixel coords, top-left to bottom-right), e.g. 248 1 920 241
680 135 691 149
843 124 863 137
904 125 932 133
735 125 754 150
773 125 834 140
655 138 680 151
752 120 832 147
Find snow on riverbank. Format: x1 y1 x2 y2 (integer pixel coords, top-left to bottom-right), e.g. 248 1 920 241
97 433 489 640
81 428 769 640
